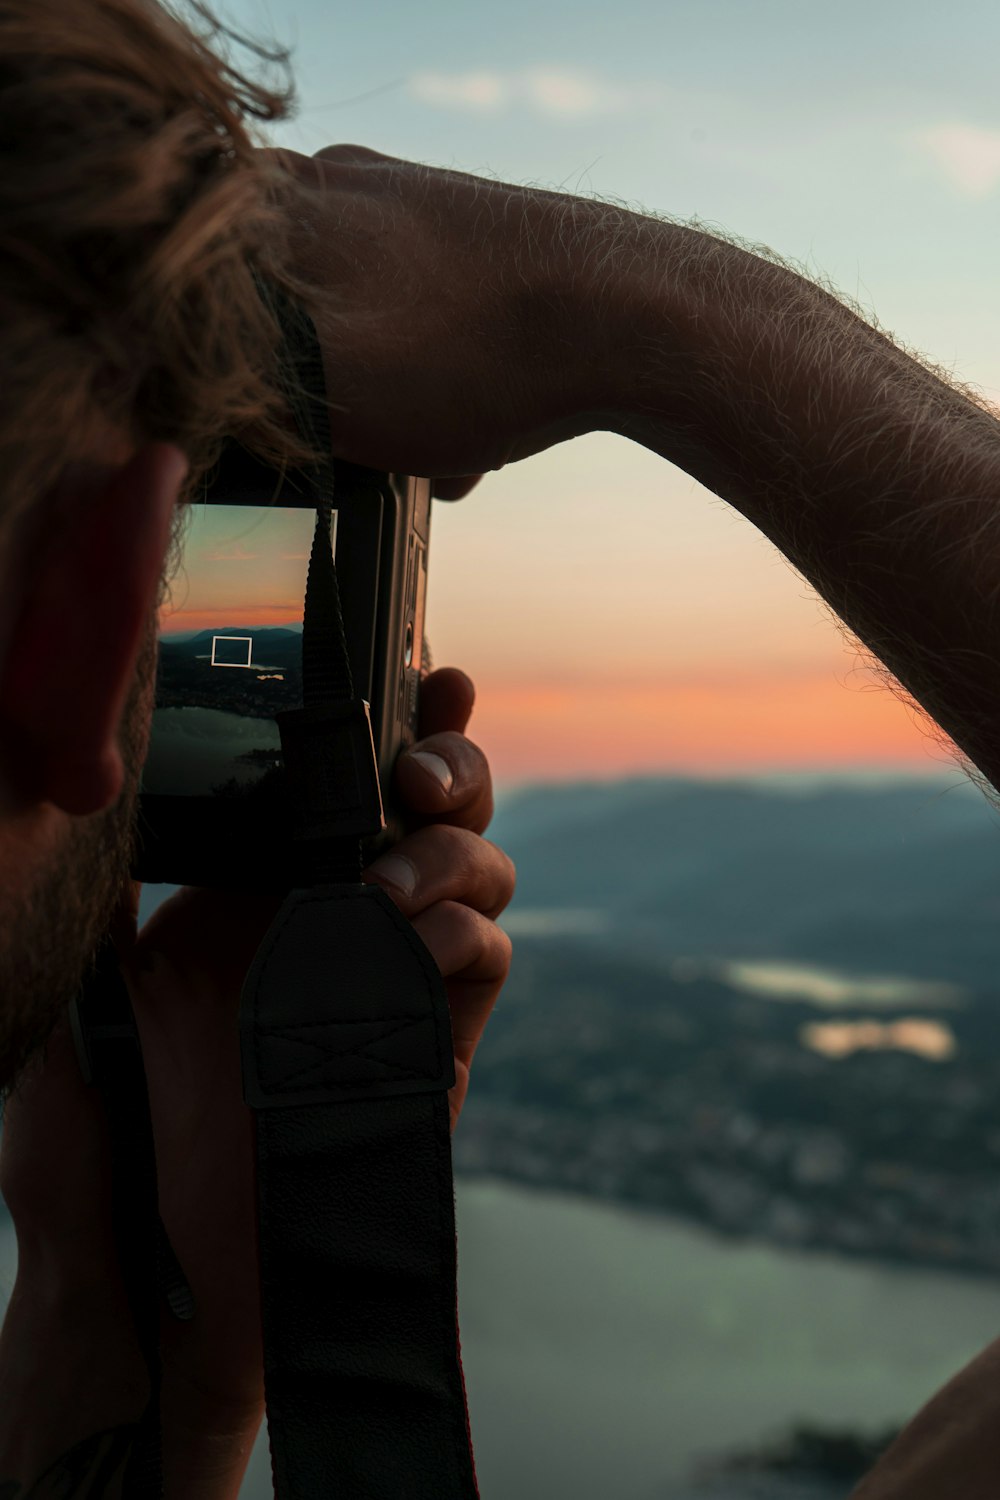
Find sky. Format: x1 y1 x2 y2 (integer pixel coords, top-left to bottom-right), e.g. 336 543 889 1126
161 503 314 635
210 0 1000 786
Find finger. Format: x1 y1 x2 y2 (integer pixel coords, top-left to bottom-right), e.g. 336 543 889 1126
409 900 512 1069
312 142 393 166
363 824 516 922
394 729 493 834
432 476 484 501
417 667 475 737
133 885 286 999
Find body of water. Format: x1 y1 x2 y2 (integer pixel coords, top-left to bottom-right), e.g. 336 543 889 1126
4 1179 995 1499
142 706 280 796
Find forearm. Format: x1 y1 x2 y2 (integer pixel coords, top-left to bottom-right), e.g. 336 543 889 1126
590 212 1000 792
0 1274 145 1497
158 1372 263 1500
270 143 1000 789
0 1274 262 1499
848 1336 1000 1498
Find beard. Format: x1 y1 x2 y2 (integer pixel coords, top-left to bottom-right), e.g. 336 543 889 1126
0 614 157 1095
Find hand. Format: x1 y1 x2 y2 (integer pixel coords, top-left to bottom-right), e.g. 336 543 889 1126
0 667 514 1468
260 143 621 483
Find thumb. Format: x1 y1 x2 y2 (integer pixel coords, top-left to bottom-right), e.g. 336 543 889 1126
432 475 484 501
416 667 475 738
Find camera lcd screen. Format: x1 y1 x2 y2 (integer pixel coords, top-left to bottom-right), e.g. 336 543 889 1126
141 502 335 800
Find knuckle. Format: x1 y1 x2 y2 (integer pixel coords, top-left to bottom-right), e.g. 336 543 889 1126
449 829 514 910
466 900 507 950
405 819 464 865
493 923 514 975
469 910 513 980
460 736 491 788
438 897 483 950
445 900 508 961
434 820 476 867
407 825 514 916
486 840 517 898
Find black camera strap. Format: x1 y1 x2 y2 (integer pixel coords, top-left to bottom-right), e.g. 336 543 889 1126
240 883 478 1499
245 285 479 1496
70 287 481 1497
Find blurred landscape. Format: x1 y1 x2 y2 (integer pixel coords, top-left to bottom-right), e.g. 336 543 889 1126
448 771 1000 1494
476 774 1000 1278
471 773 1000 1280
6 771 1000 1498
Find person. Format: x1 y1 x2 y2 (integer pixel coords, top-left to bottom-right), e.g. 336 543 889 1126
0 1 997 1497
0 3 514 1496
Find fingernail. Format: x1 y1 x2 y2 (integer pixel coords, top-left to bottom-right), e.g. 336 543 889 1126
367 853 417 898
409 750 454 795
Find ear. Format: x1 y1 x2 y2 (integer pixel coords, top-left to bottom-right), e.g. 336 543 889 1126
0 442 188 816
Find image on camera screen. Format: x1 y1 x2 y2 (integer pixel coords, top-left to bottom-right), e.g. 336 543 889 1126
140 503 335 800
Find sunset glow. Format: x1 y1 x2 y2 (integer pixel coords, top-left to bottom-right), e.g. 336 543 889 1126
462 670 952 785
161 603 303 635
159 504 316 639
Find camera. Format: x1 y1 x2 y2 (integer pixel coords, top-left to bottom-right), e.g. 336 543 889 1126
132 436 431 891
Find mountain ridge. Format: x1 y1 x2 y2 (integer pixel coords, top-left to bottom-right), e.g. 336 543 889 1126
488 773 1000 991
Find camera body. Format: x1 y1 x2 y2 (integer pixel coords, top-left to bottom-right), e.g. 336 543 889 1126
132 439 431 891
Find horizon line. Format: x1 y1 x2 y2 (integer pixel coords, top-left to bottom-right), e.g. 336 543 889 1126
493 765 977 796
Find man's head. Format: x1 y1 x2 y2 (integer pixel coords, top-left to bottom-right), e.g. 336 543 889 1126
0 0 316 1094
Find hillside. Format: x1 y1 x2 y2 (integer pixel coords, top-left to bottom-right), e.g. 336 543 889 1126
455 774 1000 1275
489 774 1000 990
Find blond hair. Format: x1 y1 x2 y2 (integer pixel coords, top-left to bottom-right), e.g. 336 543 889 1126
0 0 318 561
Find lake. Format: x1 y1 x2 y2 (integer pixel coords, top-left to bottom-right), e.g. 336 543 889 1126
3 1177 998 1499
141 706 281 796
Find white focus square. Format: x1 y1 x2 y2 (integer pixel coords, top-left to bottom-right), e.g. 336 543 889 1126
211 634 254 668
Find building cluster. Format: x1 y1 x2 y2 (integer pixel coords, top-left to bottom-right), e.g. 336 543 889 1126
454 975 1000 1279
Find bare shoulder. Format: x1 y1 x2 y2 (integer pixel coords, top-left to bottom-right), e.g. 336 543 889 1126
849 1338 1000 1499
